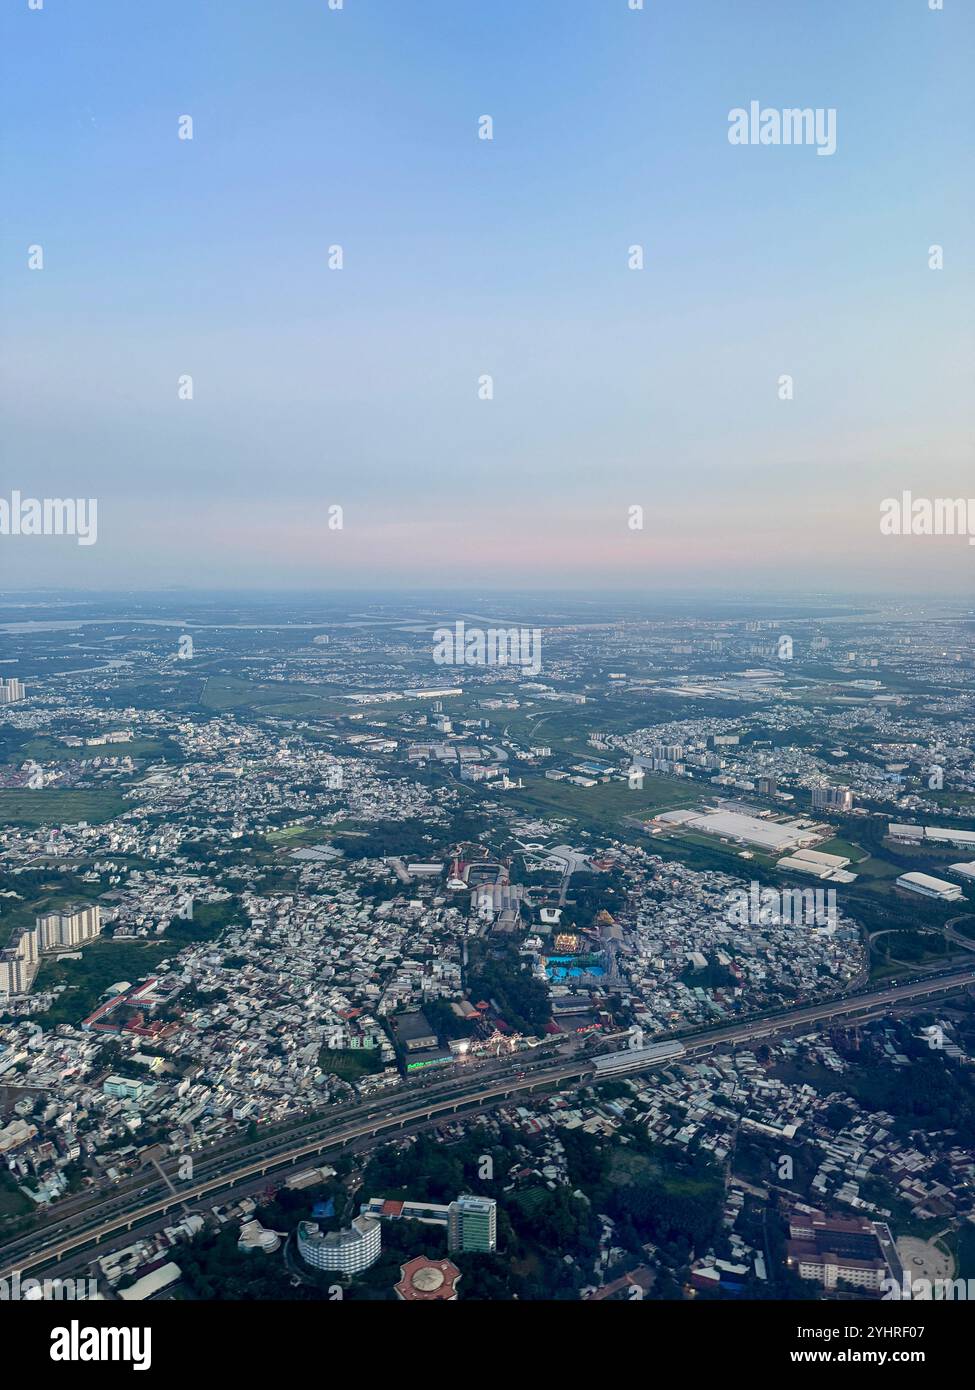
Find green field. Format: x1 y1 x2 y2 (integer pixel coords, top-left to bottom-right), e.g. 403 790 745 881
931 791 975 814
165 898 242 945
840 855 908 894
607 1149 660 1187
495 698 657 763
317 1047 384 1083
264 825 333 847
201 675 346 719
497 773 698 832
817 837 869 863
8 736 175 763
0 788 126 828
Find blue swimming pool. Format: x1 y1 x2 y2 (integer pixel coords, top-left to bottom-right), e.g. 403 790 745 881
545 956 605 981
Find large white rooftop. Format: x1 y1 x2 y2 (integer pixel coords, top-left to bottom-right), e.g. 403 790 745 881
662 809 818 853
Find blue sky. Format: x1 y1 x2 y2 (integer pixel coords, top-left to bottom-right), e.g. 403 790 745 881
1 0 972 591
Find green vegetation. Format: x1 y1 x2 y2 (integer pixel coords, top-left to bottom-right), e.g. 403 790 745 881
0 875 103 951
780 1024 975 1149
362 1129 506 1204
467 941 551 1035
264 824 332 847
328 821 419 860
317 1047 384 1082
33 939 170 1027
498 773 698 832
358 1130 600 1300
8 735 178 763
872 929 952 979
953 1224 975 1281
165 897 243 946
201 675 345 719
563 869 628 927
0 1168 33 1221
176 1174 353 1300
0 788 126 828
838 1042 975 1145
423 997 475 1040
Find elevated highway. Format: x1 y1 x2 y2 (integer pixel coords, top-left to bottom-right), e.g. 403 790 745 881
1 965 971 1281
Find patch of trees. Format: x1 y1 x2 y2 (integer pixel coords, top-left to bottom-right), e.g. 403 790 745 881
423 998 474 1041
338 822 426 861
842 1040 975 1144
466 944 551 1035
565 870 627 926
166 896 243 946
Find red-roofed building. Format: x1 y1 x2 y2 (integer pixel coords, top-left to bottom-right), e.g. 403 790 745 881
395 1257 461 1302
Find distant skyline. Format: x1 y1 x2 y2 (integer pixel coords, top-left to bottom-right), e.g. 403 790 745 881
2 0 973 593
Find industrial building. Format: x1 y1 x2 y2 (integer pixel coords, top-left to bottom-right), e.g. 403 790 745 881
775 847 857 883
117 1262 182 1301
889 823 975 850
656 808 820 854
895 872 964 903
390 1011 438 1053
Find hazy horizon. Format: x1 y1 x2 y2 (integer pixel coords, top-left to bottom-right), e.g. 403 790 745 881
2 0 973 594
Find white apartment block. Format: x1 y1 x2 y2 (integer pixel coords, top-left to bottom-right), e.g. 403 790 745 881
0 925 40 996
36 904 103 952
297 1216 381 1274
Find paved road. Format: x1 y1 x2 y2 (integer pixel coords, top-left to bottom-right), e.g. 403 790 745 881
0 1049 556 1263
944 914 975 952
2 965 971 1282
868 918 975 967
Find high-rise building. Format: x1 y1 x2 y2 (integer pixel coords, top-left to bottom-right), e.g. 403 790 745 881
812 786 853 813
36 904 102 952
297 1216 381 1274
447 1195 497 1253
652 744 685 763
0 678 26 705
0 925 40 996
758 776 778 797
